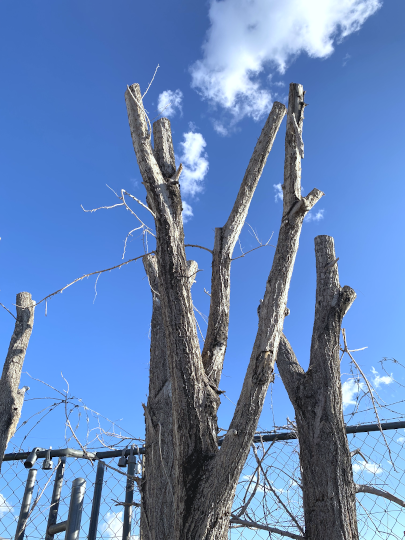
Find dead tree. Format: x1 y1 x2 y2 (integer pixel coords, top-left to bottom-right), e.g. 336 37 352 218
276 236 358 540
125 81 323 539
0 292 35 468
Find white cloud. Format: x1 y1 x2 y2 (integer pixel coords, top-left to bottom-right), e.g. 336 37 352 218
101 512 139 540
178 132 209 198
191 0 381 123
397 437 405 444
157 89 183 118
342 378 365 409
371 366 393 388
0 493 13 518
305 209 324 222
342 53 352 66
352 460 383 475
273 183 283 202
182 201 194 223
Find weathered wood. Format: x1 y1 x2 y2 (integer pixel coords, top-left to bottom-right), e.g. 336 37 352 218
141 255 199 540
276 236 358 540
126 82 323 539
202 102 286 387
0 292 34 468
153 118 176 178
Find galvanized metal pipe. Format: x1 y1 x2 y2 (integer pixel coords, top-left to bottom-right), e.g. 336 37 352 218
45 457 66 540
48 521 67 535
4 420 405 463
87 461 105 540
65 478 86 540
15 468 37 540
122 460 136 540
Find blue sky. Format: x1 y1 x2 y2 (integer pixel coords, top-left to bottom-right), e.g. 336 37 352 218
0 0 404 450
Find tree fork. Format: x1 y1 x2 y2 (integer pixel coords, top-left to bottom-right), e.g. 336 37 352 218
276 236 358 540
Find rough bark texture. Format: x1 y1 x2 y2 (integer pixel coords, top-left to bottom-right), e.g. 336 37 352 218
125 83 322 539
202 102 286 387
0 292 34 468
276 236 358 540
141 255 198 540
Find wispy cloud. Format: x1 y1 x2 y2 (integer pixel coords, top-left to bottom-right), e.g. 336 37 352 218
157 89 183 118
178 132 209 198
342 378 365 409
273 183 283 202
371 367 393 388
182 201 194 223
0 493 13 518
342 53 352 66
305 209 324 222
352 460 383 475
191 0 381 125
101 511 139 540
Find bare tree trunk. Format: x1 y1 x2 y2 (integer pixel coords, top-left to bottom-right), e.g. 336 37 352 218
141 255 198 540
0 292 34 468
125 82 322 539
276 236 358 540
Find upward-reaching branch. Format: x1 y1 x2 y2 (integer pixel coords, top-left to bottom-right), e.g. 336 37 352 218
276 236 358 540
202 101 286 386
125 84 219 537
0 292 35 467
180 84 323 539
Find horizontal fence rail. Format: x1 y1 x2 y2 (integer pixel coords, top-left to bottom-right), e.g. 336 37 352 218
1 420 405 540
4 420 405 463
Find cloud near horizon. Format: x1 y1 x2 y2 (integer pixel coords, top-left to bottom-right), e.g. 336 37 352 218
191 0 381 125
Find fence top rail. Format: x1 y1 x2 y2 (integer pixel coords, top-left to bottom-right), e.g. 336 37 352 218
3 420 404 464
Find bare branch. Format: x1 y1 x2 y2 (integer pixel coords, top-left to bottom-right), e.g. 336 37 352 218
0 302 17 320
230 516 304 540
355 484 405 508
0 292 35 466
202 101 286 385
34 252 155 307
185 244 213 254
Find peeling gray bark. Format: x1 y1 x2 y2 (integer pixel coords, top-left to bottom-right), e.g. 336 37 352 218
0 292 34 468
276 236 358 540
125 83 322 539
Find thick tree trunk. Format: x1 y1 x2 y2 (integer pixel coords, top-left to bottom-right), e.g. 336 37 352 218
141 254 174 539
0 292 34 468
141 255 198 540
276 236 358 540
125 82 322 539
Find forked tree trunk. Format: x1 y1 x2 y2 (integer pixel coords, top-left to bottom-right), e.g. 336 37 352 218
125 82 323 539
276 236 358 540
0 292 35 469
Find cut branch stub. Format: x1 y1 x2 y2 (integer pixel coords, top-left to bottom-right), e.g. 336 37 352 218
0 292 35 467
153 118 176 178
283 83 305 216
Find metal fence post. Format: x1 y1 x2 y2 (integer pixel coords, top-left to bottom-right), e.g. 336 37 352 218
122 453 136 540
15 468 37 540
65 478 86 540
45 457 66 540
87 461 105 540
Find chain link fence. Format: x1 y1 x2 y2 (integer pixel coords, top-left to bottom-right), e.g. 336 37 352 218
1 422 405 540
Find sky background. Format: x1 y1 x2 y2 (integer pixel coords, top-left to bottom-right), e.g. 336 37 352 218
0 0 404 451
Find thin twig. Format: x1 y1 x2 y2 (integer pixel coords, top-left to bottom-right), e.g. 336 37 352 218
0 302 16 319
32 251 155 307
341 328 395 467
185 244 213 254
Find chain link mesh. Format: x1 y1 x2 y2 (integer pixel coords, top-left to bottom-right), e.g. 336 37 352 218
1 426 405 539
